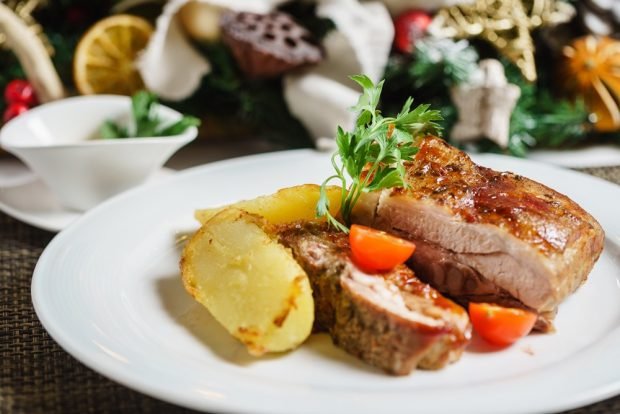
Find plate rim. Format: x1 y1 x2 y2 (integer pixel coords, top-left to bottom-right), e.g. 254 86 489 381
31 148 620 414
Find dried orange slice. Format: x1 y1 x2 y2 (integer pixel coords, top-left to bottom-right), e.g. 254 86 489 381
73 14 153 96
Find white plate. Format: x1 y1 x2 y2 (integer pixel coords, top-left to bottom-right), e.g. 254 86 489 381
32 149 620 414
0 160 174 232
527 145 620 168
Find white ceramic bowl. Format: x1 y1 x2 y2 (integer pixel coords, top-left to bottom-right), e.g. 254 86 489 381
0 95 197 211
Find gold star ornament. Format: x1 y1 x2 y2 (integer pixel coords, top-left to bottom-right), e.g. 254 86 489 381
429 0 575 81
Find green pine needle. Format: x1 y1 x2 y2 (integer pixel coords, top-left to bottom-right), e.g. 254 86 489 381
505 64 591 155
411 38 479 88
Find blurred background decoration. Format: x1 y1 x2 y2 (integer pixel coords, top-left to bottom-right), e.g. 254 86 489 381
0 0 618 156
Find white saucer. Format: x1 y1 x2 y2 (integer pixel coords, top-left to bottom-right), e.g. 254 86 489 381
0 159 173 232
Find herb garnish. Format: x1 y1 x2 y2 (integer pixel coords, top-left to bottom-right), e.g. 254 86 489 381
316 75 443 233
101 91 201 139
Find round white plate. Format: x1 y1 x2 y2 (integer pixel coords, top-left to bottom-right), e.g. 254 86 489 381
0 160 174 232
32 150 620 414
527 144 620 168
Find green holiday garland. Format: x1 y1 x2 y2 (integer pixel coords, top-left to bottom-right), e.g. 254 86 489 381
0 0 616 155
382 37 597 157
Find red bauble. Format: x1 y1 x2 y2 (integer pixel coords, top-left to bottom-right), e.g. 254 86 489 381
394 9 432 54
3 102 29 123
4 79 38 106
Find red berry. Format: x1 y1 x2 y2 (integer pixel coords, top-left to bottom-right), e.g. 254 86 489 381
394 10 432 54
3 102 29 123
4 79 38 106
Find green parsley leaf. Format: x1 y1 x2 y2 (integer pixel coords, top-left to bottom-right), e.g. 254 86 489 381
157 116 202 136
316 75 442 232
100 120 128 139
101 91 200 139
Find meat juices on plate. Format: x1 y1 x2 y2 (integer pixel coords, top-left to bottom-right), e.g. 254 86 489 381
352 136 605 332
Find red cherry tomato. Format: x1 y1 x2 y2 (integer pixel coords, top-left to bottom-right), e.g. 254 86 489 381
3 102 29 123
393 9 432 54
4 79 38 106
349 224 416 272
469 302 537 346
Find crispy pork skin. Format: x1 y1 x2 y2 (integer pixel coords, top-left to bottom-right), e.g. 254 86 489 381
277 221 471 375
351 136 605 331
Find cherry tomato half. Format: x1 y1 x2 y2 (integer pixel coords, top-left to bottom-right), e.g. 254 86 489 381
349 224 416 272
469 302 537 346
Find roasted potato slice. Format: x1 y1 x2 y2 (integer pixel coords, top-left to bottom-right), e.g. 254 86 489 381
181 208 314 355
195 184 342 225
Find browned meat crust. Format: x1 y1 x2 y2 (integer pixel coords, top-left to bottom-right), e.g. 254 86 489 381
351 136 605 331
401 137 601 256
277 221 471 375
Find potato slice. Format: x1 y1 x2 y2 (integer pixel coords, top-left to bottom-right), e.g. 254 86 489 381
181 208 314 355
195 184 342 225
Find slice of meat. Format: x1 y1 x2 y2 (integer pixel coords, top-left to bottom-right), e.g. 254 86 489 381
351 136 605 331
277 221 471 376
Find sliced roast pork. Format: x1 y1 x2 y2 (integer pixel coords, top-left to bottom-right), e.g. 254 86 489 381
351 136 605 331
277 221 471 375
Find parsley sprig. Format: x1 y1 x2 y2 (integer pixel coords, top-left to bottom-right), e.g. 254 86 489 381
316 75 443 233
101 91 200 139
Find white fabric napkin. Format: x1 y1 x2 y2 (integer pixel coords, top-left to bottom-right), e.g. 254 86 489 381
284 0 393 150
138 0 394 148
138 0 287 101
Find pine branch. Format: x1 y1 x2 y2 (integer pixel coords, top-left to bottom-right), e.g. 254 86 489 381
505 62 591 155
410 38 479 88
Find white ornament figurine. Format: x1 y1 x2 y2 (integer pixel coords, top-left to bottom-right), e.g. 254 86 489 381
450 59 520 148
